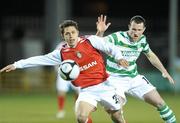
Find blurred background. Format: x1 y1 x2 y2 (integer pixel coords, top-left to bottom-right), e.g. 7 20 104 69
0 0 180 92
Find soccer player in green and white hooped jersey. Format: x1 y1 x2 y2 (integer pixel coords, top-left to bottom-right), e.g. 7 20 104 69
105 31 148 78
96 15 176 123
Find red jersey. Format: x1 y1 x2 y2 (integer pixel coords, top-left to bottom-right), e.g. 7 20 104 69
60 38 109 88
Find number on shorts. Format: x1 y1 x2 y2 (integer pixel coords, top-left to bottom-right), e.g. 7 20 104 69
112 94 120 104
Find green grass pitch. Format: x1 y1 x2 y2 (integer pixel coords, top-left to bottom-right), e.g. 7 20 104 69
0 92 179 123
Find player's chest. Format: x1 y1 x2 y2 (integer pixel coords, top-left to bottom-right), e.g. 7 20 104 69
61 43 99 65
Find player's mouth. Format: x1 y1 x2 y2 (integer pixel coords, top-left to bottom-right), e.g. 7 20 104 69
69 39 75 42
133 35 139 41
134 34 138 37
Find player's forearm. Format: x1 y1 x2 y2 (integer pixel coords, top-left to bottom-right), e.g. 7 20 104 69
148 52 167 74
14 50 61 69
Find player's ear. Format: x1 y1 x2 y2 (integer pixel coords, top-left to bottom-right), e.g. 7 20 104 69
77 30 79 35
143 27 146 32
128 24 130 29
60 32 65 39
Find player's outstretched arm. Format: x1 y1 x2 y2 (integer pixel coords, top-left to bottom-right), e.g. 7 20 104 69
145 50 175 84
96 14 111 37
0 64 16 73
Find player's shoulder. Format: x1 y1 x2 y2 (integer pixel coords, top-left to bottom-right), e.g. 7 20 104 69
84 35 102 41
139 34 147 42
80 35 96 40
107 31 124 37
79 35 96 43
80 35 91 39
79 35 101 47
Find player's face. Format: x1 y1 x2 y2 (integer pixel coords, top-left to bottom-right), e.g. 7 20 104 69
128 21 145 42
63 26 79 48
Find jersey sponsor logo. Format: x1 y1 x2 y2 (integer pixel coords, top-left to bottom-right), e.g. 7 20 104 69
79 61 97 71
121 51 140 57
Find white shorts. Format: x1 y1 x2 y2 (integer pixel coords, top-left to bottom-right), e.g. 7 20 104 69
108 74 156 100
56 74 80 93
75 80 125 113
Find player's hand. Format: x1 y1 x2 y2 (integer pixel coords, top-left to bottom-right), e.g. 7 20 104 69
96 15 111 36
162 72 175 84
118 59 129 68
0 64 16 73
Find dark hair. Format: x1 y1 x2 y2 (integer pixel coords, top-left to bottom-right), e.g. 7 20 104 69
59 20 79 35
130 15 146 27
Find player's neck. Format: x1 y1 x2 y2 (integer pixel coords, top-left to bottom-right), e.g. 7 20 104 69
127 32 135 43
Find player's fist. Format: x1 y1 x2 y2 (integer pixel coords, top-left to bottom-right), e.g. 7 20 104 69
118 59 129 68
162 72 175 84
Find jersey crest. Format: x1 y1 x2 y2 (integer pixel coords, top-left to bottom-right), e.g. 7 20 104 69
76 51 82 58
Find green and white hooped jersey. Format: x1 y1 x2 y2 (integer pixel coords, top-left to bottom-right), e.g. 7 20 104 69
104 31 150 78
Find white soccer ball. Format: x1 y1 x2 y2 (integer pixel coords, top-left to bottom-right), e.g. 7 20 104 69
58 59 80 81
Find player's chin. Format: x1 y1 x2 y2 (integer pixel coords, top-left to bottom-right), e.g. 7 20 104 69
133 37 139 41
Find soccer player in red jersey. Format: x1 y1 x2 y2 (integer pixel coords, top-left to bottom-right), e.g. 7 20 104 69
0 20 129 123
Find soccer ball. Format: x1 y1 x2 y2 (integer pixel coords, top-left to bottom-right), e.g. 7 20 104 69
58 59 80 81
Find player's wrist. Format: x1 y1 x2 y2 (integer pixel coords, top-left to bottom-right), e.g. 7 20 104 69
96 30 104 37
